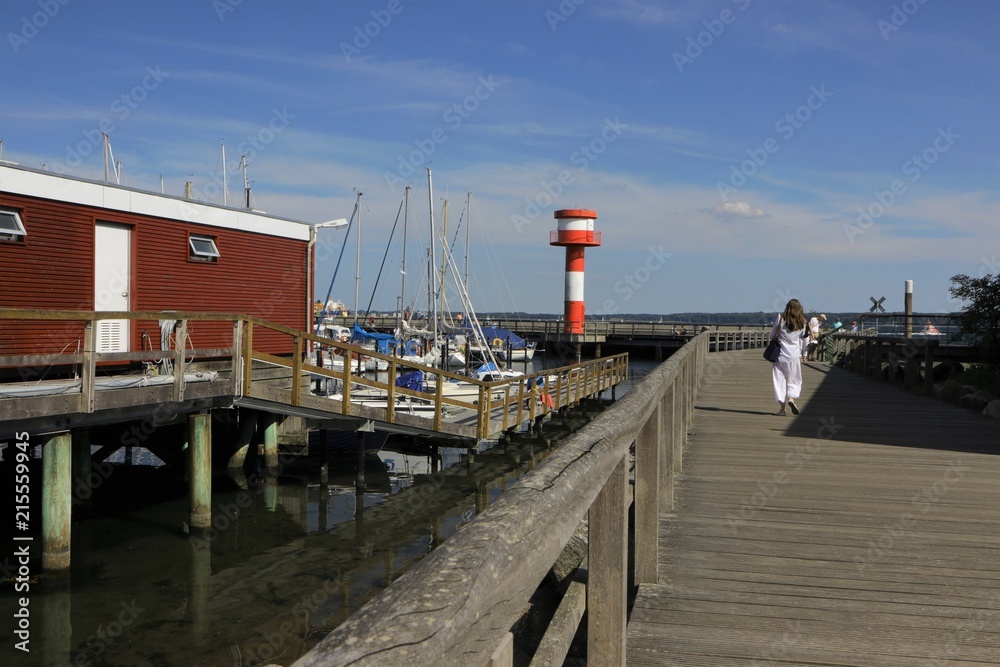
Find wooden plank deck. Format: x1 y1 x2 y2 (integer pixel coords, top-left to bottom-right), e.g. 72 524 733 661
628 350 1000 666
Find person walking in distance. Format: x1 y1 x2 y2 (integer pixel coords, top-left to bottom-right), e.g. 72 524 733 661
771 299 809 416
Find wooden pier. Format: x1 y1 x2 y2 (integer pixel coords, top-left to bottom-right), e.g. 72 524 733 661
293 332 999 666
626 351 1000 666
0 308 627 571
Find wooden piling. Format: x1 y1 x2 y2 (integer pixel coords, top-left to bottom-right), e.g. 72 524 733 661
42 431 72 570
263 412 279 470
72 427 91 519
188 412 212 529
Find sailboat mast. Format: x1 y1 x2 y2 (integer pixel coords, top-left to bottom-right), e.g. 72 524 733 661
221 141 229 207
438 199 448 322
400 186 409 325
464 191 471 294
427 168 437 348
354 191 363 327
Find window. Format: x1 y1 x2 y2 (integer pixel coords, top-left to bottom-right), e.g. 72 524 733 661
188 234 220 262
0 209 26 242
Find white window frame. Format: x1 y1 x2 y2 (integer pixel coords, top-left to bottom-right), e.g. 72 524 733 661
188 234 220 261
0 208 27 242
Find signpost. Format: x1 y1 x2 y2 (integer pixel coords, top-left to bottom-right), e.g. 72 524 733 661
869 296 885 334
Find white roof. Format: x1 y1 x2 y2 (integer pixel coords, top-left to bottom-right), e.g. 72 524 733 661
0 161 311 241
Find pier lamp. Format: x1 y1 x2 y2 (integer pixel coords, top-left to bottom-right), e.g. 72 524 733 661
308 218 350 336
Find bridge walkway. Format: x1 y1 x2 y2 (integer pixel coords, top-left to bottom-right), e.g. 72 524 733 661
627 350 1000 666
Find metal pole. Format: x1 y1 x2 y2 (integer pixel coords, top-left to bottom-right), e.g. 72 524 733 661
905 279 913 338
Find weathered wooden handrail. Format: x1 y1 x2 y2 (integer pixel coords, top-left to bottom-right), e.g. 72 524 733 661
0 310 629 440
292 330 763 667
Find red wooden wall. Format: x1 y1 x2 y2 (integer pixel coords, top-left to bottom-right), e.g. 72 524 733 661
0 191 308 358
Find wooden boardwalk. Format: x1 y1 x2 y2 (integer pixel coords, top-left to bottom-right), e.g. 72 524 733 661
628 350 1000 666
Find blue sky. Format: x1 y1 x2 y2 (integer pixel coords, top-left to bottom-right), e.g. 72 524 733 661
2 0 997 316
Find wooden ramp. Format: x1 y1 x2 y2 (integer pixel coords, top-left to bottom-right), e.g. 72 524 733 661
628 350 1000 666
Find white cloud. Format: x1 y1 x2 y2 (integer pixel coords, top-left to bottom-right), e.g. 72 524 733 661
712 201 767 218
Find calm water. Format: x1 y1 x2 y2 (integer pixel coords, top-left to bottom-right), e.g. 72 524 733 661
1 357 657 667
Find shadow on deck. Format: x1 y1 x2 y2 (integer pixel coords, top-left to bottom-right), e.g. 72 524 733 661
627 350 1000 666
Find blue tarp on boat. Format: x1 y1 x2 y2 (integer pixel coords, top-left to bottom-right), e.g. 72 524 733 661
351 325 397 354
395 370 425 392
467 326 528 349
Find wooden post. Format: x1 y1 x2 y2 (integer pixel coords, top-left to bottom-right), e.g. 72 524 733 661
242 320 254 395
263 412 279 469
42 432 72 570
231 319 244 396
673 378 683 473
661 387 675 512
291 334 303 406
82 320 96 413
923 344 935 395
634 404 660 584
173 319 188 402
356 428 366 492
189 526 211 644
588 456 628 666
188 412 212 529
72 427 92 519
489 632 514 667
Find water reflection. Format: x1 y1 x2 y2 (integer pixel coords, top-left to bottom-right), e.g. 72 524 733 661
0 405 611 667
2 352 655 667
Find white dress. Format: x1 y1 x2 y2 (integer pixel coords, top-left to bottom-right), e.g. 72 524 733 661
771 315 807 404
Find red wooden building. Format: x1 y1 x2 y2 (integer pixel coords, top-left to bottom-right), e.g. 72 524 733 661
0 161 316 358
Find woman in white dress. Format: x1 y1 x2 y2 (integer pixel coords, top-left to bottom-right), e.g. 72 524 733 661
770 299 809 416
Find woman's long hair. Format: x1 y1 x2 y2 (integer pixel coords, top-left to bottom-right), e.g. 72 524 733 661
781 299 807 332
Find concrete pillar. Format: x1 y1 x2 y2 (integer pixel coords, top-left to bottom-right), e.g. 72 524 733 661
42 432 72 570
188 412 212 530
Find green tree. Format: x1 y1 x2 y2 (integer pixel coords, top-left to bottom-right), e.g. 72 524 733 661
949 273 1000 374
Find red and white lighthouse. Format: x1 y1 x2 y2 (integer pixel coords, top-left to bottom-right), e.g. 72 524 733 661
550 209 602 334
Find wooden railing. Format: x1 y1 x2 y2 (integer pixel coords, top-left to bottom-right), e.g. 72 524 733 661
822 329 979 395
240 317 628 439
0 310 628 440
292 329 768 667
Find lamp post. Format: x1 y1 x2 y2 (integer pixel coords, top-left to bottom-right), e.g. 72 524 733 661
308 218 349 337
